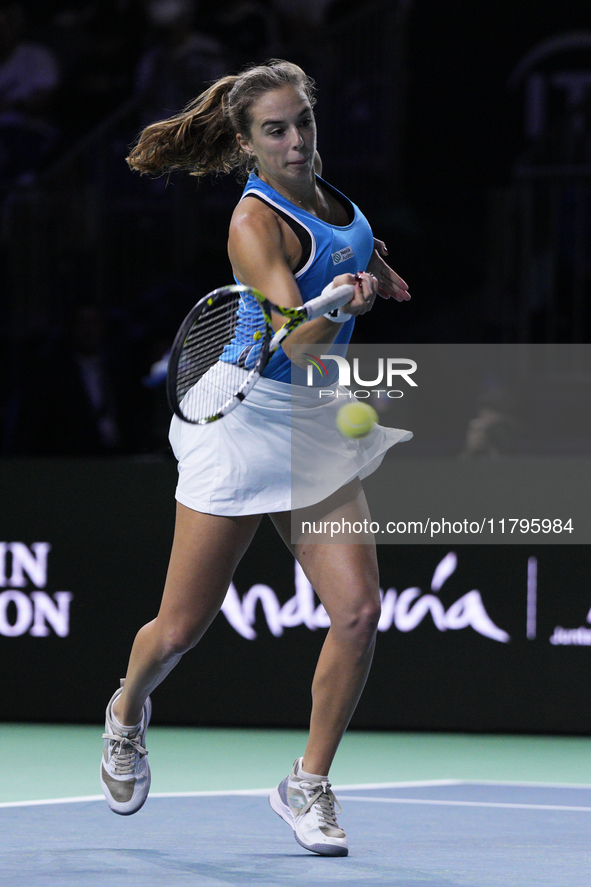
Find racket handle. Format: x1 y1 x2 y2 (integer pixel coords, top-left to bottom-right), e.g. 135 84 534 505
304 283 355 321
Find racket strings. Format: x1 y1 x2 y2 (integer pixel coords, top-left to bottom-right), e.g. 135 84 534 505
177 312 234 389
174 290 268 422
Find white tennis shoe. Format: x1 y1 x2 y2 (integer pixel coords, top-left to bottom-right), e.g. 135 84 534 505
269 758 348 856
100 680 151 815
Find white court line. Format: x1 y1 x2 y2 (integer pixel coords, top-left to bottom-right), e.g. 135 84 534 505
0 780 459 810
1 778 590 810
331 779 461 791
0 795 105 809
446 778 591 791
0 789 280 809
338 796 591 813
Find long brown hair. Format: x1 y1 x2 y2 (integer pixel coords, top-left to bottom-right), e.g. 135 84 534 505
127 60 316 179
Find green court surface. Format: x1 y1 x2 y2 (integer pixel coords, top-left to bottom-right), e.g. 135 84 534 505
1 725 591 804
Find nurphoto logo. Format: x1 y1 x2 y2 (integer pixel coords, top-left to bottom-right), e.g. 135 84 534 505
304 354 418 399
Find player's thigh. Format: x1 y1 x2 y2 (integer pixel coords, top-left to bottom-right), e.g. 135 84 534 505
301 542 380 639
157 501 261 630
270 480 380 623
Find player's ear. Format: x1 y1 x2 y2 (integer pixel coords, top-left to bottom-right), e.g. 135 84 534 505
236 133 253 157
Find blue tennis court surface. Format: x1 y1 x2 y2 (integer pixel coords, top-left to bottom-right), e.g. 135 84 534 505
2 781 591 886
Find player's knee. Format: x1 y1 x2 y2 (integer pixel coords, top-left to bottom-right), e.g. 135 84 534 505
355 600 381 638
333 598 381 647
159 621 201 657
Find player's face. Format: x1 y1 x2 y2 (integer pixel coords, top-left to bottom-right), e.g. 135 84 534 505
237 85 317 188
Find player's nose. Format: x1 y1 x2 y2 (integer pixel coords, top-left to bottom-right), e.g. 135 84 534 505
289 125 305 148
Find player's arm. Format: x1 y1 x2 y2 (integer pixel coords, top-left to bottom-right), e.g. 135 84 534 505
228 202 374 358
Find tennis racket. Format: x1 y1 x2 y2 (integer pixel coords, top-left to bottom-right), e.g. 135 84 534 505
167 282 354 424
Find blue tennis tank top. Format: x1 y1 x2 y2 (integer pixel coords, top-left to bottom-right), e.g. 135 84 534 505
236 172 374 384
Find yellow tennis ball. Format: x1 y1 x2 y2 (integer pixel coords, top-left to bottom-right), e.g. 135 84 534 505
336 402 378 438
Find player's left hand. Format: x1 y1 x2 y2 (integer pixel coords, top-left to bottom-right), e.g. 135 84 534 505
367 239 411 302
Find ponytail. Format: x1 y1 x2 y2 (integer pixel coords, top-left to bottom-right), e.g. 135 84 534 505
126 60 316 179
127 75 242 178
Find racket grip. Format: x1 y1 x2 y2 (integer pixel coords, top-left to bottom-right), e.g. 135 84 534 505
304 283 355 321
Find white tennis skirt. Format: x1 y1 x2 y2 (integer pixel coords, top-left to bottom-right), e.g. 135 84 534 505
169 369 412 516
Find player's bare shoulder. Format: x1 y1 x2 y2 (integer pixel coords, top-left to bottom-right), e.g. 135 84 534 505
228 195 293 271
229 196 281 249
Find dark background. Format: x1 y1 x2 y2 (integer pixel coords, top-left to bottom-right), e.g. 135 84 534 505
1 0 590 731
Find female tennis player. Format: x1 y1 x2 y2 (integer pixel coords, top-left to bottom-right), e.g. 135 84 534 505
100 60 411 857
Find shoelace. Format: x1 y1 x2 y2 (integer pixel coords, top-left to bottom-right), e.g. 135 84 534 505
299 779 342 827
102 731 148 775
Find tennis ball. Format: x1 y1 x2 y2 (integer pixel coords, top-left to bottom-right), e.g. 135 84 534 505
336 402 378 438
